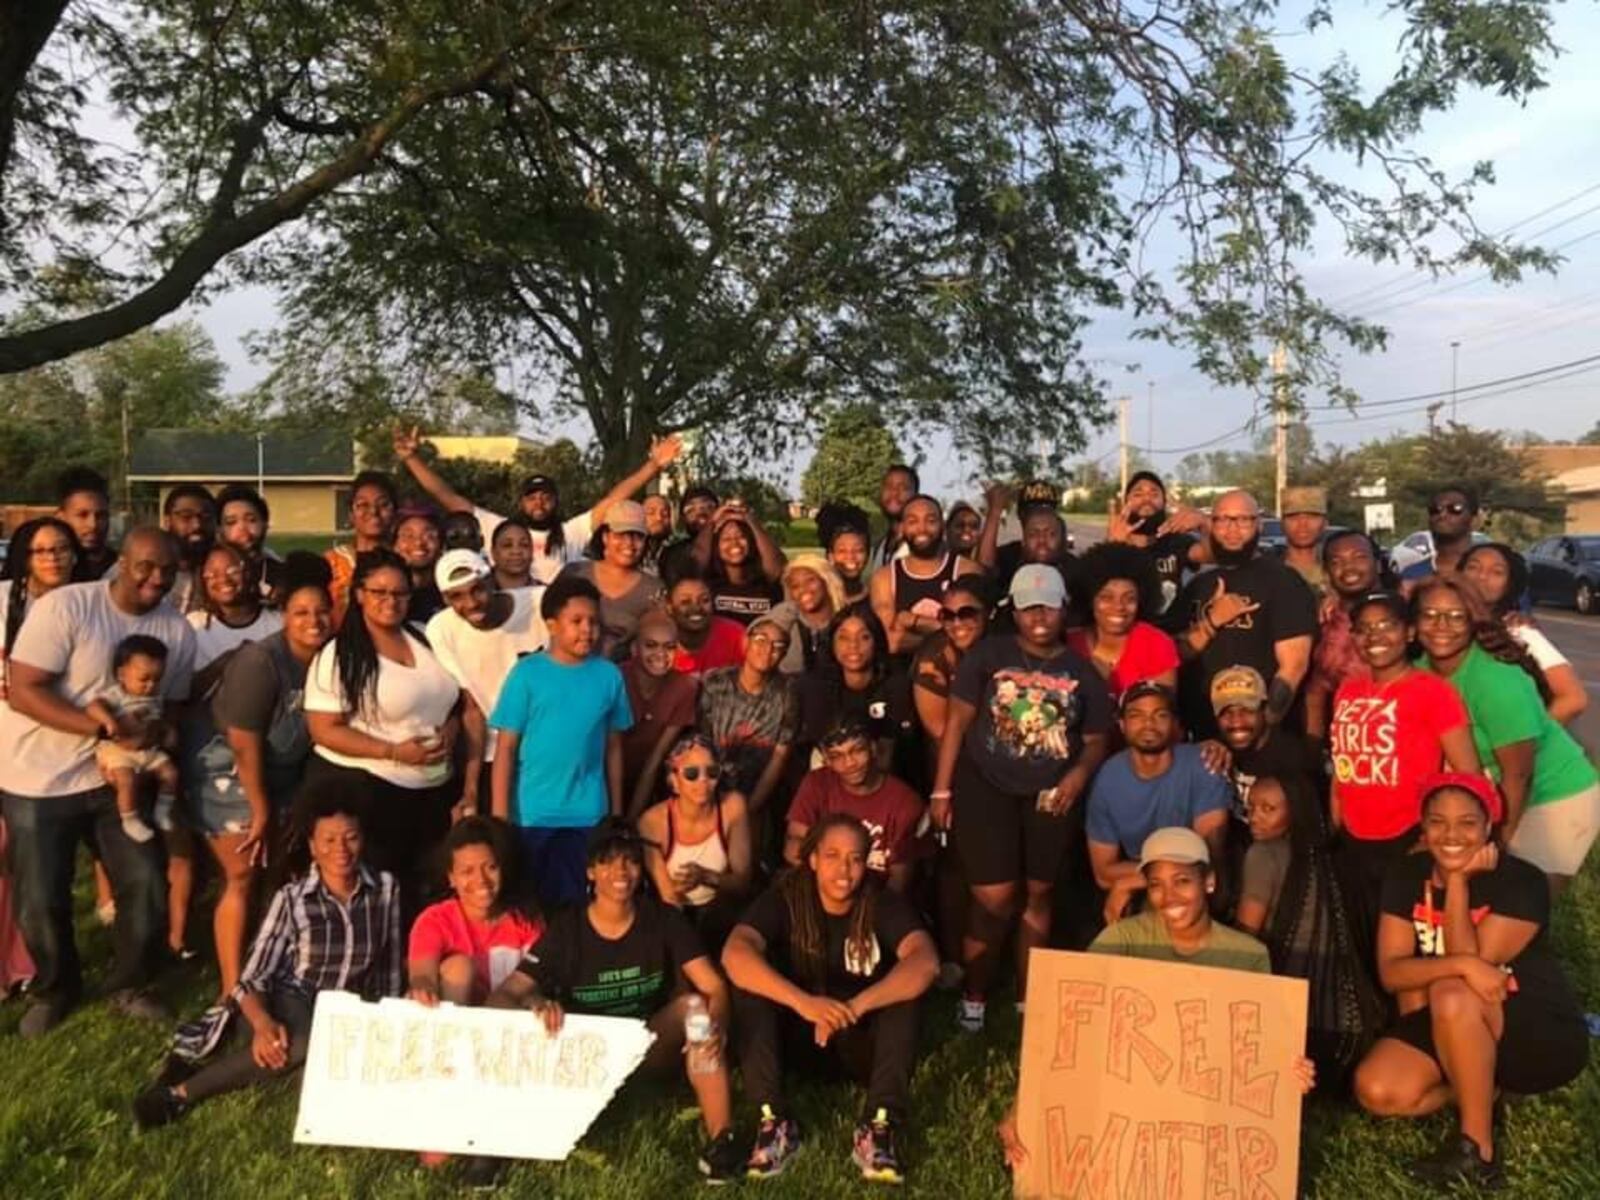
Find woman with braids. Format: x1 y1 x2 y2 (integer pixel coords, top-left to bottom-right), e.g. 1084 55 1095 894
1065 540 1180 704
301 549 462 913
182 553 334 998
1460 541 1588 725
323 469 400 623
637 734 753 954
722 814 938 1184
1415 575 1599 891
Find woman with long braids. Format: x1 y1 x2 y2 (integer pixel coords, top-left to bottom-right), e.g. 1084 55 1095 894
1414 575 1599 891
301 549 462 913
722 814 938 1184
1460 541 1588 724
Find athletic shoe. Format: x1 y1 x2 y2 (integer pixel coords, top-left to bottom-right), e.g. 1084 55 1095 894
698 1128 743 1184
132 1084 189 1130
852 1108 905 1184
461 1155 506 1190
957 995 986 1033
1414 1134 1505 1192
746 1105 801 1178
18 997 71 1039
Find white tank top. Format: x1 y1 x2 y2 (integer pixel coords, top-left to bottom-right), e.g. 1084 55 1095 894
665 801 730 908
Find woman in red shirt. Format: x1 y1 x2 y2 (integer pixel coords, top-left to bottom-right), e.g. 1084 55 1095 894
1067 541 1180 702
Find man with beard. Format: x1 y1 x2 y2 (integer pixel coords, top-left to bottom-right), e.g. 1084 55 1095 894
57 467 117 581
869 495 981 657
392 426 685 585
1280 486 1330 596
868 464 920 572
1304 529 1386 742
1210 666 1317 822
1086 682 1233 924
213 484 283 602
657 486 719 583
158 484 216 614
1398 483 1481 587
394 506 446 626
666 569 746 676
980 493 1085 634
1174 490 1316 740
1106 470 1207 630
946 501 982 559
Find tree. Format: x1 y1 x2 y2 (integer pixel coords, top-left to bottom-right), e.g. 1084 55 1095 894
1580 420 1600 445
801 407 904 512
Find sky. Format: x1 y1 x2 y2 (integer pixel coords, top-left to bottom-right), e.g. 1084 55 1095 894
163 2 1600 500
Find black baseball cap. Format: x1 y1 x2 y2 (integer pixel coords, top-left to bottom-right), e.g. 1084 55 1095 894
1119 679 1176 714
520 474 558 497
1017 479 1059 513
1353 590 1407 622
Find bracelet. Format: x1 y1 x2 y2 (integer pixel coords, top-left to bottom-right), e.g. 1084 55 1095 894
930 789 952 800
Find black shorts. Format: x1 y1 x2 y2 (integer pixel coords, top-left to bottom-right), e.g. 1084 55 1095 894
950 754 1078 887
1384 994 1588 1095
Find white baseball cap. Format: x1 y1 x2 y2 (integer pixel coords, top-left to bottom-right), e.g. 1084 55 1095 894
1007 563 1066 610
434 549 491 595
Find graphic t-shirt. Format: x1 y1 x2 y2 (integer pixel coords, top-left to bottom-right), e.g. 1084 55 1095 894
796 672 917 754
1089 910 1271 974
736 885 925 1000
710 578 784 626
786 769 925 873
950 637 1113 796
1229 729 1317 822
1420 645 1598 809
1145 532 1197 630
1066 621 1180 702
515 898 704 1018
408 899 544 994
1380 852 1577 1010
696 667 798 791
1329 671 1469 840
489 652 633 827
1085 744 1233 858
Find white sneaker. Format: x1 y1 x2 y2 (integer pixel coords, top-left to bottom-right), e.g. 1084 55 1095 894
957 996 986 1034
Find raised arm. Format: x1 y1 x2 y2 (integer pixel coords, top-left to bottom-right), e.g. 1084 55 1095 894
393 426 475 515
584 434 684 525
975 483 1011 571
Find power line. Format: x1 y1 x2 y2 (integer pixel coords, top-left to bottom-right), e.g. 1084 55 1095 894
1358 223 1600 318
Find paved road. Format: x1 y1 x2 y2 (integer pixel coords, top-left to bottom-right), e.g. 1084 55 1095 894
1539 607 1600 756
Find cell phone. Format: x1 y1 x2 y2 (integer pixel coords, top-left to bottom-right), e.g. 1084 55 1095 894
1036 788 1058 812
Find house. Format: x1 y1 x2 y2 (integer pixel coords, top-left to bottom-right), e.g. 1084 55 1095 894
426 435 540 464
1525 444 1600 533
128 430 355 535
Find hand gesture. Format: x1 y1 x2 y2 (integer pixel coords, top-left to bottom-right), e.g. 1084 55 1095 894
650 433 685 469
1106 498 1139 544
1455 841 1500 881
984 481 1014 514
393 736 450 766
393 425 423 460
409 979 441 1008
1158 504 1207 537
250 1018 291 1071
531 997 566 1035
1203 577 1260 629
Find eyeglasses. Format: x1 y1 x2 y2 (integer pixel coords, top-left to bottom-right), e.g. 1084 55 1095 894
30 544 74 559
679 764 721 782
1428 502 1470 517
1354 618 1401 636
749 632 790 652
1212 514 1258 527
1417 608 1469 628
939 605 983 623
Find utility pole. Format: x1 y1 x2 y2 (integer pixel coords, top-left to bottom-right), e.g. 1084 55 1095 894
1450 340 1461 424
256 430 266 497
1118 395 1131 496
1146 380 1155 456
1271 342 1289 517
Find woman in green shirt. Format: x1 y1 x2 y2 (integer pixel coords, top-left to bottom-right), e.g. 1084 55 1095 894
1413 577 1600 891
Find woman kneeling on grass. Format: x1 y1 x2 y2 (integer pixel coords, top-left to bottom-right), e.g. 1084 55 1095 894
722 814 939 1184
488 819 742 1183
133 789 401 1129
1353 774 1588 1191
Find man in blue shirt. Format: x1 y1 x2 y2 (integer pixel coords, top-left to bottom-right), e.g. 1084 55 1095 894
490 576 633 908
1086 681 1231 923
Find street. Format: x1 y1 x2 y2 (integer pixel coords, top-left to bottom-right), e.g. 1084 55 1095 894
1541 608 1600 756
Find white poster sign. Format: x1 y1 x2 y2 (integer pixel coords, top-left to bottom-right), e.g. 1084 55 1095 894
1364 503 1395 533
293 992 656 1159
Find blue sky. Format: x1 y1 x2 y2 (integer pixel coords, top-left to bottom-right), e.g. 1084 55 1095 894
181 2 1600 499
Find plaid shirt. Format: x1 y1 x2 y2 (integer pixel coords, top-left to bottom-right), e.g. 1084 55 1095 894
174 865 401 1061
1308 603 1370 704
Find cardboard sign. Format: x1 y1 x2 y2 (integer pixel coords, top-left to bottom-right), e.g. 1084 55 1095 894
1014 950 1308 1200
293 992 656 1159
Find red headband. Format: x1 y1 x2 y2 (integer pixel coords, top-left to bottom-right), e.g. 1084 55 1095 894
1419 772 1503 825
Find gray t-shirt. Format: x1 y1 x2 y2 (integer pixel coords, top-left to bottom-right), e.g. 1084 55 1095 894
0 580 196 797
559 560 664 661
1240 836 1291 930
205 633 313 801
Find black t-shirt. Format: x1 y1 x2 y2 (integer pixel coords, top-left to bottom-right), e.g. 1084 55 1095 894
1379 852 1577 1015
737 885 925 1000
797 671 917 751
515 897 706 1018
711 578 783 626
1176 558 1317 738
950 636 1113 795
1145 533 1197 632
1230 728 1318 821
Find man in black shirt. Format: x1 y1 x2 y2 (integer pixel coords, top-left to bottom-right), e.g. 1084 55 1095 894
868 465 920 572
1105 470 1206 631
1211 665 1318 820
57 467 118 581
1175 490 1317 740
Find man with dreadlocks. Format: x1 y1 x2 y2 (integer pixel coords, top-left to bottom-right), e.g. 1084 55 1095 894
722 814 938 1184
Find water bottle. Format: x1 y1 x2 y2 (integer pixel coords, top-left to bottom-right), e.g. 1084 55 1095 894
684 994 719 1075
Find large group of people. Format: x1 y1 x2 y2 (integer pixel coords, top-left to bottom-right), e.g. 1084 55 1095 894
0 447 1594 1192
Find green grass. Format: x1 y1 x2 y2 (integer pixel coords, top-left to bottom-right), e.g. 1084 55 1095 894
5 858 1600 1198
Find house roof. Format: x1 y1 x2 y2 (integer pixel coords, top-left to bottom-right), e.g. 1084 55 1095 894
129 430 354 481
1552 465 1600 496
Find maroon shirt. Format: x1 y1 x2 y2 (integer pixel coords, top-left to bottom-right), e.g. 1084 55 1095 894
619 659 698 787
787 768 926 873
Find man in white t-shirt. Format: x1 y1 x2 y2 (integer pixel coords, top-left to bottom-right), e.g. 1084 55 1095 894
425 551 550 815
392 427 687 585
0 528 198 1037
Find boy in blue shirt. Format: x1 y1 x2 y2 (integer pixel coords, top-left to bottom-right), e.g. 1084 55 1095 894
490 576 633 907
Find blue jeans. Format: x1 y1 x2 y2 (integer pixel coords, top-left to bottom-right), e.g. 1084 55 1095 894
515 827 590 910
2 787 165 1002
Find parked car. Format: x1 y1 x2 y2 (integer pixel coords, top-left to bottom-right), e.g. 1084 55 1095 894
1527 535 1600 615
1387 529 1490 576
1258 517 1286 553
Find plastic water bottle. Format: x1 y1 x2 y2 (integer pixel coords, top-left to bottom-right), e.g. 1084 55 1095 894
684 994 719 1075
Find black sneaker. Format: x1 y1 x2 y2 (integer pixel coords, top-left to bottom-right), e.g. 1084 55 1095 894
461 1155 506 1191
132 1084 189 1131
852 1107 905 1184
698 1128 743 1185
746 1105 801 1178
155 1053 197 1088
1414 1133 1505 1192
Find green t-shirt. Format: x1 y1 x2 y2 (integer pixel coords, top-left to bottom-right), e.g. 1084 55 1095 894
1419 644 1597 809
1088 910 1271 974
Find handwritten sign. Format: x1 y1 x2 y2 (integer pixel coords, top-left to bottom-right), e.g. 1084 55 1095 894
1014 951 1307 1200
293 992 656 1159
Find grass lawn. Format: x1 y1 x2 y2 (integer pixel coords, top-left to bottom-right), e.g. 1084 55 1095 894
4 853 1600 1198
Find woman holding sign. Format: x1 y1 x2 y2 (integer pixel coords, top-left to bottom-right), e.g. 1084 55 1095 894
1353 775 1588 1191
488 819 743 1183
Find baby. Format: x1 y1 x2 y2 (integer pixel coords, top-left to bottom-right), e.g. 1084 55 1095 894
87 635 179 844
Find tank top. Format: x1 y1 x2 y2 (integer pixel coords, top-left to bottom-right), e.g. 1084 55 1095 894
665 801 730 908
890 553 961 617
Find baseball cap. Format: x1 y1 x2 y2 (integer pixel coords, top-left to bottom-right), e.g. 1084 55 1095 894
601 499 648 535
1017 479 1060 513
1138 826 1211 870
1281 486 1327 516
434 549 491 594
1419 772 1504 825
1008 563 1066 610
1209 665 1267 715
1353 590 1407 622
519 474 558 497
1120 679 1176 714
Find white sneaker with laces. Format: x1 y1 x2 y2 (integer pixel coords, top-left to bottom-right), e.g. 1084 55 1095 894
957 996 986 1033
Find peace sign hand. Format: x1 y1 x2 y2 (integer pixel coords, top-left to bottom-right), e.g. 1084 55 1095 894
393 425 424 460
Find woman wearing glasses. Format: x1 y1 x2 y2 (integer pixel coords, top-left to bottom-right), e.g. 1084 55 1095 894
1414 576 1599 892
637 734 753 952
1066 541 1180 704
188 545 282 680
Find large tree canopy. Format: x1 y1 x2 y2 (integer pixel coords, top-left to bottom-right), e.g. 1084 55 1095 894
1 1 1564 475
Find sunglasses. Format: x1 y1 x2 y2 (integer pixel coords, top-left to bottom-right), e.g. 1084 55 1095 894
939 605 983 623
678 764 721 782
1428 502 1470 516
